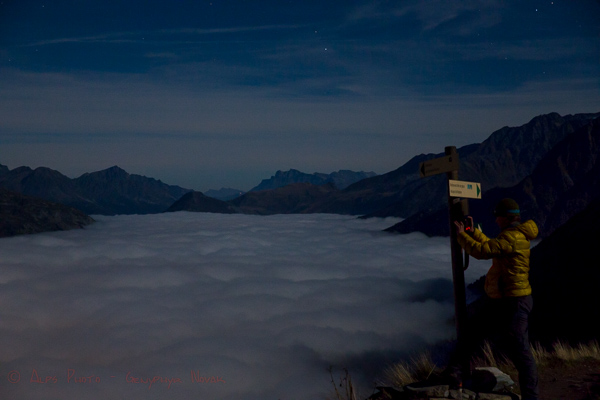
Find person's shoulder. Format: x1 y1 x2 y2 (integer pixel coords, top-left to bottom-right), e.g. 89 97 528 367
517 220 538 240
499 220 538 242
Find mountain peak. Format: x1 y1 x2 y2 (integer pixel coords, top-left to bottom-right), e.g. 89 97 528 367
102 165 129 177
77 165 129 181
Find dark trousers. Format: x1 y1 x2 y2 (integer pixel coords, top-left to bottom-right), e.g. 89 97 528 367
450 295 539 400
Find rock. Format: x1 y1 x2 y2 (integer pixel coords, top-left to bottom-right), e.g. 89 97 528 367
404 383 449 398
367 386 404 399
472 367 514 392
366 367 518 400
448 388 477 399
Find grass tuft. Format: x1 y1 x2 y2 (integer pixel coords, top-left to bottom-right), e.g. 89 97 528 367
551 340 600 362
384 351 438 387
327 366 358 400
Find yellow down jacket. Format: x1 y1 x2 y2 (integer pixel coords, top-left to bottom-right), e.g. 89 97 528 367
457 220 539 299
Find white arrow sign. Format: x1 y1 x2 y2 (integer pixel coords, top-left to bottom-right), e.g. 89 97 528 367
419 155 459 178
448 179 482 199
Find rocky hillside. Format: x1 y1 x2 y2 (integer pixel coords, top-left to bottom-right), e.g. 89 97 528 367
0 188 95 237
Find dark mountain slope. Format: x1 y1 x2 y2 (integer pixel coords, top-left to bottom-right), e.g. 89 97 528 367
73 166 191 214
462 115 600 238
0 188 94 237
166 191 237 214
302 150 475 216
204 187 245 201
230 182 338 215
458 112 596 188
386 115 600 237
0 165 192 215
309 112 598 218
0 166 88 206
250 169 377 192
528 198 600 345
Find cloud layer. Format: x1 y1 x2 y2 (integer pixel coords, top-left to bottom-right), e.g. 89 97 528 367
0 213 490 399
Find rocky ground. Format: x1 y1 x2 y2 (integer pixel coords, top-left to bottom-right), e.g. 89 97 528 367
365 358 600 400
538 358 600 400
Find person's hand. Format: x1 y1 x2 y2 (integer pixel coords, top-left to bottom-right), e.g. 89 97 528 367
454 220 465 234
465 215 475 235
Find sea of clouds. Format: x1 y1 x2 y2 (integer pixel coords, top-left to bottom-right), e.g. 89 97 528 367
0 212 490 400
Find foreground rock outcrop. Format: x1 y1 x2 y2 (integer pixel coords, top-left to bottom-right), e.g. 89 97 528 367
369 367 517 399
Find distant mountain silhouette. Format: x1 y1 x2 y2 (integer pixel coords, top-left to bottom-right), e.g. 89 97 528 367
73 166 191 214
173 170 375 215
0 188 94 237
250 169 377 192
3 111 599 234
0 165 191 215
309 112 599 218
386 115 600 238
166 191 237 213
166 112 600 222
230 182 338 214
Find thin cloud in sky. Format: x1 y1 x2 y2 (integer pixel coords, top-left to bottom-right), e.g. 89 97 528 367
24 24 306 48
0 213 491 400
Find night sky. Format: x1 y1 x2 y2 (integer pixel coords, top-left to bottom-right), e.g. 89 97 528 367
1 1 599 191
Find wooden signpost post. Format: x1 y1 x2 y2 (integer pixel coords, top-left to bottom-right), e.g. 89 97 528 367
419 146 482 375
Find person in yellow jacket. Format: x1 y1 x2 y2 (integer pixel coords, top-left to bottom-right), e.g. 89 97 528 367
453 198 539 400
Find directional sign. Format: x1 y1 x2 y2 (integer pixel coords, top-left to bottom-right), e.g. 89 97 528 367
448 179 482 199
419 155 459 178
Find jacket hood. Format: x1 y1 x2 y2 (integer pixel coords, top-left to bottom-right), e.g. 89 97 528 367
514 219 539 240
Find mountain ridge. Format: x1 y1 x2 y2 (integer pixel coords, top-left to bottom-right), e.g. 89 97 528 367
386 115 600 238
2 111 599 238
0 165 192 215
250 169 377 192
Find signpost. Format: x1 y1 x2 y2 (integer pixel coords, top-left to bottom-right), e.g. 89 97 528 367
448 179 482 199
419 154 459 178
419 146 483 378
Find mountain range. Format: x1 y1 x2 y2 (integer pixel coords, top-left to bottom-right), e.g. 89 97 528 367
1 111 599 239
201 169 376 201
249 169 377 192
386 113 600 238
0 165 192 216
187 111 599 239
